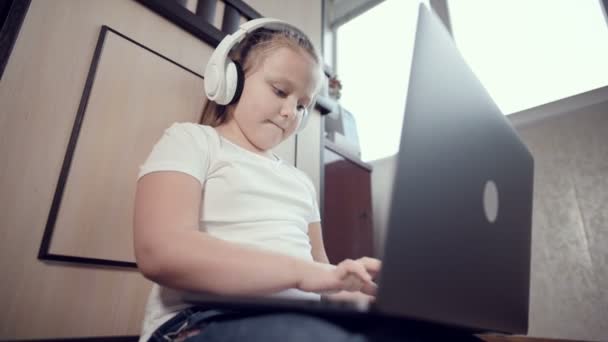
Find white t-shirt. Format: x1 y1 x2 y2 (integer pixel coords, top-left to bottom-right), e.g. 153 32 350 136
137 122 322 342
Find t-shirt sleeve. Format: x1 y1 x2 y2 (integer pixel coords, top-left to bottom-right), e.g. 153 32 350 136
309 192 321 224
137 122 210 186
300 173 321 224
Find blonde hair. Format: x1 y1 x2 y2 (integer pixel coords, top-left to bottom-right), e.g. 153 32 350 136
199 25 323 127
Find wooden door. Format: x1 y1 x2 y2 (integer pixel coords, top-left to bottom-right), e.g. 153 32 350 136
323 147 374 264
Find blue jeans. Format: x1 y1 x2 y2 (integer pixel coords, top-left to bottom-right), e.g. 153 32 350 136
149 307 481 342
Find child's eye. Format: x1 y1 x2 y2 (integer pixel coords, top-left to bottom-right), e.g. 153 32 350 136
273 87 287 98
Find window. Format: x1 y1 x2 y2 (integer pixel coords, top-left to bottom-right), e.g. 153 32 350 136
448 0 608 114
336 0 427 162
335 0 608 162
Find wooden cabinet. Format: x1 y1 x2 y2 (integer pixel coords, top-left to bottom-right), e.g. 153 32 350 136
322 139 374 264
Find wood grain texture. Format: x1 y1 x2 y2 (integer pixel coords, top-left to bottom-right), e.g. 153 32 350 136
47 28 205 263
0 0 212 339
0 0 321 339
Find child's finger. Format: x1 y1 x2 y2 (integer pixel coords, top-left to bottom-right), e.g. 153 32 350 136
360 280 378 296
340 259 372 283
357 257 381 278
342 274 363 292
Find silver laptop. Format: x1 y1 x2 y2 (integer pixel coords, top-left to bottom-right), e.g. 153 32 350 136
184 4 534 335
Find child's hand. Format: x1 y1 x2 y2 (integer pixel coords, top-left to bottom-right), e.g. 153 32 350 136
295 257 381 296
322 290 375 306
345 257 381 296
356 257 381 280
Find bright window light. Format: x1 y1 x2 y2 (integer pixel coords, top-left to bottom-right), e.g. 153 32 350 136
337 0 427 162
448 0 608 114
337 0 608 162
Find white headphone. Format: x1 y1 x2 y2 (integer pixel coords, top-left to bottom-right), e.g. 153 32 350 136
204 18 314 133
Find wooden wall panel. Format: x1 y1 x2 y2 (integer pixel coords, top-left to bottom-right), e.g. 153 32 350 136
214 1 226 29
0 0 320 339
47 28 205 263
0 0 213 339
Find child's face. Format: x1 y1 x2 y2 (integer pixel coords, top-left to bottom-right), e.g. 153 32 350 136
229 46 319 152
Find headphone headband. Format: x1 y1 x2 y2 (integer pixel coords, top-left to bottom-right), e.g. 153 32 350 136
204 18 290 102
203 18 315 133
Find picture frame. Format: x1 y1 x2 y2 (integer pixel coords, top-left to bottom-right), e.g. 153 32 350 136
0 0 31 80
38 26 205 268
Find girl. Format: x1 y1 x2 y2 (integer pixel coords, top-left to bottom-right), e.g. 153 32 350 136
134 19 381 342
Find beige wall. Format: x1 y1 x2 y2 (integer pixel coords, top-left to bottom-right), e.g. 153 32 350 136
0 0 322 339
369 95 608 341
515 101 608 341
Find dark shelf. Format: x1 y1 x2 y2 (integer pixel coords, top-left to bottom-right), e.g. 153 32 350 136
324 138 373 171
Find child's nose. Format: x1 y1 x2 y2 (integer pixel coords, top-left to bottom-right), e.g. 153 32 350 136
280 98 298 119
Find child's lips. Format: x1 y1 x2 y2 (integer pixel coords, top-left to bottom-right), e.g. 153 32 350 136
267 120 286 132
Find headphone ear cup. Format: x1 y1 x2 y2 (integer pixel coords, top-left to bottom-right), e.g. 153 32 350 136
296 108 310 134
204 63 220 100
228 61 245 105
219 60 238 105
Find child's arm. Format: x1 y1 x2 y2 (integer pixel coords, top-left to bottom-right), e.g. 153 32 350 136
309 221 381 304
308 218 381 279
133 171 375 296
309 222 330 264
